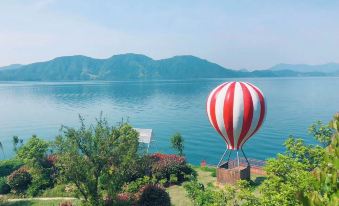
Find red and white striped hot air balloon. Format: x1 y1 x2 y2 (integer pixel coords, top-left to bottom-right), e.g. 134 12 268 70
206 81 266 150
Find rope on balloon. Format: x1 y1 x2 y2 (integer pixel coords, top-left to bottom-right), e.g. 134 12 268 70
217 147 250 168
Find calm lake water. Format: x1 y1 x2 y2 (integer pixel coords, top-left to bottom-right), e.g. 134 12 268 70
0 77 338 164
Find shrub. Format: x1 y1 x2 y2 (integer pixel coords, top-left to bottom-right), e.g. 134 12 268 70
7 167 32 193
42 154 58 180
114 193 134 206
60 201 73 206
169 174 178 184
159 178 167 187
137 184 171 206
150 153 196 183
27 174 53 196
26 154 58 196
183 181 205 200
0 177 10 194
184 180 259 206
123 176 153 193
123 155 154 182
0 159 23 177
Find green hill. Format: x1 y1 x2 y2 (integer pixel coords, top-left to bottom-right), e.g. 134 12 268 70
269 63 339 74
0 54 335 81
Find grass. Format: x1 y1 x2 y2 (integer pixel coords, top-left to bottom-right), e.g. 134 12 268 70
167 166 217 206
168 166 267 206
195 167 216 187
167 185 193 206
41 184 76 197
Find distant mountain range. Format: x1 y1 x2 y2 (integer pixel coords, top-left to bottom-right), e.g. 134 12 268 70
269 63 339 74
0 54 338 81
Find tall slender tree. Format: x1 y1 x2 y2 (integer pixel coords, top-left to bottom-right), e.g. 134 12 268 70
0 141 5 158
171 133 184 156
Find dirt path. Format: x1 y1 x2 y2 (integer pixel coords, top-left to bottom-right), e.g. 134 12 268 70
7 197 77 202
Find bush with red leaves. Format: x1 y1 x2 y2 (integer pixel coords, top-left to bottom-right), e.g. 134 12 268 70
113 193 135 206
59 201 72 206
7 167 32 193
43 154 58 181
116 193 132 201
150 153 196 182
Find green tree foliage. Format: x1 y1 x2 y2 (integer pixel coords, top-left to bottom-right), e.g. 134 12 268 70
12 136 23 152
309 120 333 147
15 135 53 196
123 176 154 194
260 154 317 205
16 135 49 168
259 114 338 206
54 115 140 205
0 159 23 177
283 137 325 170
170 133 184 156
0 141 4 158
305 113 339 206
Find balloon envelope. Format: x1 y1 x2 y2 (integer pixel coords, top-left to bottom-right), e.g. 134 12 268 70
206 82 266 150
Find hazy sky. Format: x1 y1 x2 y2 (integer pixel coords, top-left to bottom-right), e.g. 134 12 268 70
1 0 339 69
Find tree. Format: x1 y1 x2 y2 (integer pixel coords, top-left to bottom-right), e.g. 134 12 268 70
16 135 49 167
12 136 23 152
309 120 333 147
283 137 325 170
305 113 339 206
0 141 4 158
260 154 317 205
170 133 184 156
16 135 52 196
54 115 140 205
259 115 338 206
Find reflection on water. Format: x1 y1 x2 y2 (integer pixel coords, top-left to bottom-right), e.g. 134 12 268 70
0 78 338 164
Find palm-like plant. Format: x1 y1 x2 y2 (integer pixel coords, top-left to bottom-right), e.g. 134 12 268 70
0 141 5 158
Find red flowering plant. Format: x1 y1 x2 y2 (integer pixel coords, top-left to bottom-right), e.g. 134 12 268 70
7 166 32 193
150 153 196 184
116 193 133 201
114 192 135 206
38 154 59 186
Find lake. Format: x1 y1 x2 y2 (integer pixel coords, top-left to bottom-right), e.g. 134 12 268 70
0 77 338 164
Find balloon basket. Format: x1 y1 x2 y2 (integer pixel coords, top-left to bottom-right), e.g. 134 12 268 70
216 149 251 185
217 162 250 185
